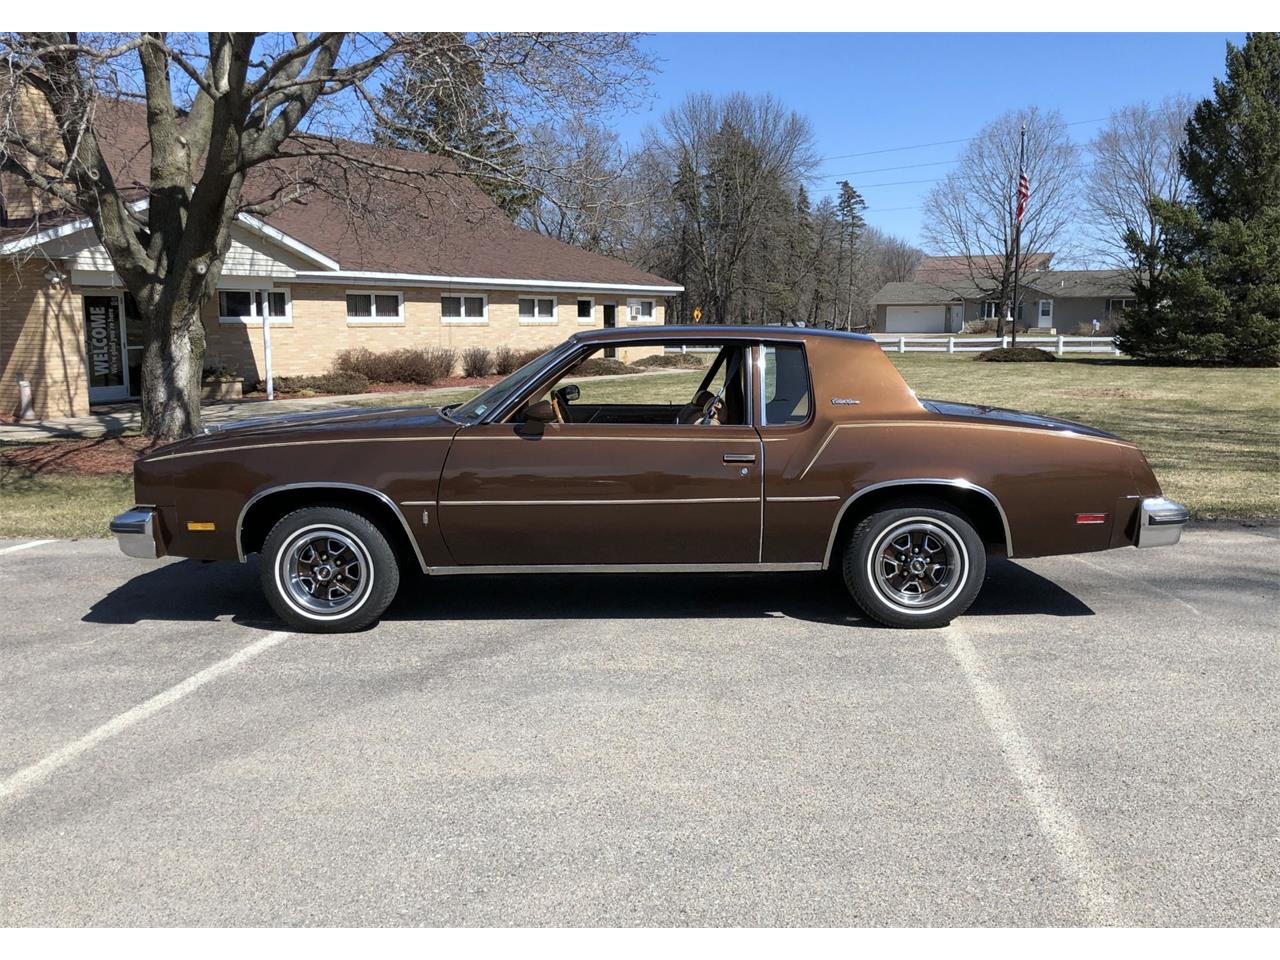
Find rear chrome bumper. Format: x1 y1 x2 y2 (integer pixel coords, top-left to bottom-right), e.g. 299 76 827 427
110 507 159 559
1136 497 1190 548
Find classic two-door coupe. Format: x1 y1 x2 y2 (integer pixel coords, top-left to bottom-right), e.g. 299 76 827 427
111 326 1188 631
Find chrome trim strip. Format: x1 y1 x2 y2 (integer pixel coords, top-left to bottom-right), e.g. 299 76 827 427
149 435 452 462
439 497 760 506
426 562 824 576
398 500 436 506
451 434 759 443
767 495 842 503
235 482 428 572
821 479 1014 567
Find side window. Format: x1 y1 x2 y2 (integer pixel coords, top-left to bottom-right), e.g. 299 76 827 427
521 343 748 426
761 344 812 426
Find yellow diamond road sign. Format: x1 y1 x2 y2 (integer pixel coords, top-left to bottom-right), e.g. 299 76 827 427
692 306 703 322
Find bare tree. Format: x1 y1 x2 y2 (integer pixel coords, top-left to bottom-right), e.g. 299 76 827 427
0 32 652 438
641 92 818 323
1084 97 1192 288
922 107 1080 335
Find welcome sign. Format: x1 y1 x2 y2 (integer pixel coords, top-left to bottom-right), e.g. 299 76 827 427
85 296 124 389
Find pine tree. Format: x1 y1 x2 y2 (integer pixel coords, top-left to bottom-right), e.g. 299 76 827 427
1118 32 1280 365
377 34 533 219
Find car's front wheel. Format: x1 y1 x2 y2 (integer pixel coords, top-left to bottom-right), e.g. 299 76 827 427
842 502 985 628
260 506 401 632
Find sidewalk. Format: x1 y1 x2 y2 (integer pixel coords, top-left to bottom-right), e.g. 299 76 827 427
0 387 458 444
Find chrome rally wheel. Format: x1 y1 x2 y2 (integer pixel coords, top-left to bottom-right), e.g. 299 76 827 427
279 526 373 617
870 520 964 611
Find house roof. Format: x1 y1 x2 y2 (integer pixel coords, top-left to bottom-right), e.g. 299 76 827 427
912 253 1054 283
871 268 1133 307
2 98 679 291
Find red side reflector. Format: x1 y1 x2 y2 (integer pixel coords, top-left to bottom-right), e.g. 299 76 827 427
1076 513 1108 525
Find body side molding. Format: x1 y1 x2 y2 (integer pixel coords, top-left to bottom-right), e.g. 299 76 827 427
821 478 1014 568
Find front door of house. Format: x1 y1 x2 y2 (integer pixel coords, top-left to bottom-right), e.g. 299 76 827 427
1037 299 1054 329
84 294 129 402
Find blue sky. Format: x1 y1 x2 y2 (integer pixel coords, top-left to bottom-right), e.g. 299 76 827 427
611 33 1246 248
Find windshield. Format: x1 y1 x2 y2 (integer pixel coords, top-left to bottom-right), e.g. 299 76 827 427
447 341 576 424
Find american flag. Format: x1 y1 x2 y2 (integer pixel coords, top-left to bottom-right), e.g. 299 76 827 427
1016 172 1030 224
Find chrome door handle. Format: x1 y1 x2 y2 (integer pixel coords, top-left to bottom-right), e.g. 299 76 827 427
723 453 757 463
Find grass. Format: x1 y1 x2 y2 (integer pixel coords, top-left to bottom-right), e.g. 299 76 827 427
0 469 134 540
2 357 1275 539
888 355 1279 520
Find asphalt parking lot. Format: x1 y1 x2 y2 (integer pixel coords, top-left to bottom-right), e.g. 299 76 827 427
0 527 1276 926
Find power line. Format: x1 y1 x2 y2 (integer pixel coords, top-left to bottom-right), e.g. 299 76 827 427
822 158 959 177
815 115 1108 163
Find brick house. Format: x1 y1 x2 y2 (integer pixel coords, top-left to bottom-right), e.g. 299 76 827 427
0 101 679 419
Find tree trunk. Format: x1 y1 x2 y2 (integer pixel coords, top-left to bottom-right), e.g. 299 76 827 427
140 303 207 440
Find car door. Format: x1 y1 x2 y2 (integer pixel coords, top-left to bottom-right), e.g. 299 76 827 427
436 345 763 567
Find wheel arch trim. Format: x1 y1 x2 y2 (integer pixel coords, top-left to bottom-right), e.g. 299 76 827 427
236 482 428 572
821 478 1013 568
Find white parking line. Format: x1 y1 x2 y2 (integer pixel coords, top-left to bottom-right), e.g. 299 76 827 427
1070 554 1201 615
0 539 56 556
0 630 292 807
944 625 1126 926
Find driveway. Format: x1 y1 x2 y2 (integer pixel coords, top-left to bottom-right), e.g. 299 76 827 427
0 528 1276 925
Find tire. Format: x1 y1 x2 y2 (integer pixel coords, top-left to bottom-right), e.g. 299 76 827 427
260 506 401 633
842 501 985 629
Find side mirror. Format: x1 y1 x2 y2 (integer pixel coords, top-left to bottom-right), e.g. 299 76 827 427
557 383 580 403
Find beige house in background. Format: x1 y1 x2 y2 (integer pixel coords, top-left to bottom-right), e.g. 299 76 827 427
0 101 679 420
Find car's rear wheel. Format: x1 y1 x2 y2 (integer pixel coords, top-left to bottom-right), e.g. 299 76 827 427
842 502 985 628
260 506 400 633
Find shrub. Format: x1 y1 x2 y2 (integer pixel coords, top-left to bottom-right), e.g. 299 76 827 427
332 346 456 384
976 346 1057 363
631 352 707 369
570 357 640 377
274 371 371 395
493 345 520 375
964 319 994 334
462 346 494 378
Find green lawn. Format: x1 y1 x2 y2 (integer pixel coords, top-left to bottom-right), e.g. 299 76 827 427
0 469 134 540
1 357 1275 540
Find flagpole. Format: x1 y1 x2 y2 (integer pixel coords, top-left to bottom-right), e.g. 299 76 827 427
1010 121 1027 349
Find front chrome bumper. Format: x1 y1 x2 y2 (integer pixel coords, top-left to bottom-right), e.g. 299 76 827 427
1136 496 1190 548
110 507 159 559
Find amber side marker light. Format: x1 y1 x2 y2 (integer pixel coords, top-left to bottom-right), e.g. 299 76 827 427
1075 513 1108 525
186 521 217 531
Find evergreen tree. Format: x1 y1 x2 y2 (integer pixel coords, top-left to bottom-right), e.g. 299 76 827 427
377 34 533 219
1118 33 1280 365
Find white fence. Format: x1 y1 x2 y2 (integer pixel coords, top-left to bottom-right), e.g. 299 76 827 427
668 336 1121 356
870 335 1121 356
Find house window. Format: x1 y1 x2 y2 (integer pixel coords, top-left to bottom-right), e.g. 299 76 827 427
218 288 290 325
627 298 655 322
982 300 1001 320
1107 298 1136 315
518 296 557 324
577 298 595 324
346 290 403 324
441 294 487 324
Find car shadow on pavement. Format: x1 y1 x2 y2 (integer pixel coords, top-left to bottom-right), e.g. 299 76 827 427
82 555 1092 628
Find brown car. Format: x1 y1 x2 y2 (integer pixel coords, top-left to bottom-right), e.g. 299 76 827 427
110 326 1188 631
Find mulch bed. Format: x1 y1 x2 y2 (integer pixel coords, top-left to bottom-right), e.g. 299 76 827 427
0 436 165 476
